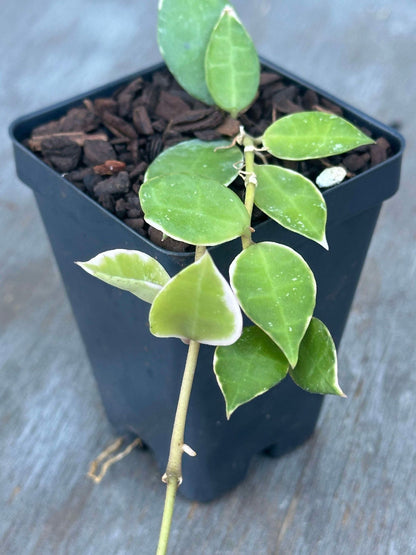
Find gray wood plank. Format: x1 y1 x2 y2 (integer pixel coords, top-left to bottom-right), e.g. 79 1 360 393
1 1 415 554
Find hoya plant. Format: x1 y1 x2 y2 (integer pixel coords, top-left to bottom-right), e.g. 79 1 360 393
77 1 373 553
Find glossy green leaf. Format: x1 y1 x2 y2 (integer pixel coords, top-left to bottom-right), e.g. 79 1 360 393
214 326 289 418
139 173 250 246
158 0 227 104
76 249 170 303
230 242 316 367
262 112 374 160
254 164 328 248
145 139 243 186
205 5 260 118
149 251 242 345
290 318 345 396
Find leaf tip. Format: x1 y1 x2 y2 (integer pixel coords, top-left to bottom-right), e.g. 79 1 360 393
320 236 329 251
75 260 87 271
337 386 347 398
223 4 238 18
225 405 235 420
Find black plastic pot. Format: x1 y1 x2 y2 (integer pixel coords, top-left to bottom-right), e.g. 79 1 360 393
10 60 404 502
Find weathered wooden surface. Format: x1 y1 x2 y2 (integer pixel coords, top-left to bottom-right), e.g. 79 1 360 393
1 1 415 553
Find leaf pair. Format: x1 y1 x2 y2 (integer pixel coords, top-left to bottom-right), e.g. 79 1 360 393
217 240 344 417
141 139 248 246
252 112 374 248
77 249 242 347
214 318 344 419
158 1 259 117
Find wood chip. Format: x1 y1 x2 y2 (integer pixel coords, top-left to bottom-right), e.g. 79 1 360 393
152 71 172 89
343 152 370 172
93 160 126 175
273 99 303 114
84 140 116 166
93 171 130 195
194 129 223 141
40 136 81 172
260 72 282 86
216 116 240 137
261 81 287 100
28 131 108 151
155 90 190 121
59 107 99 132
370 140 388 167
124 218 146 234
117 77 143 118
318 98 344 116
128 161 148 180
302 90 319 110
170 108 214 126
174 110 224 133
101 112 138 140
146 135 163 161
115 198 128 218
133 106 154 135
31 120 61 137
93 98 118 115
126 207 143 219
97 194 115 213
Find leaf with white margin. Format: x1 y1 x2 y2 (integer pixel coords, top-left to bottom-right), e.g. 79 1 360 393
150 251 242 345
158 0 227 104
140 173 250 246
262 112 374 160
254 164 328 249
145 139 243 186
230 242 316 367
76 249 170 303
290 317 346 397
205 5 260 118
214 325 289 418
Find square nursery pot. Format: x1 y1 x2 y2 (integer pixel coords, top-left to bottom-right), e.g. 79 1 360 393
10 60 404 502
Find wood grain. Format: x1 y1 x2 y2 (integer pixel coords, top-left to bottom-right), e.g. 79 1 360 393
1 1 415 553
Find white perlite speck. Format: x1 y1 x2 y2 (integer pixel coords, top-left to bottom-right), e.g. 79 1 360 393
316 166 347 189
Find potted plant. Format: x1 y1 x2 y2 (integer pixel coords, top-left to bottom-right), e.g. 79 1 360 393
10 1 404 553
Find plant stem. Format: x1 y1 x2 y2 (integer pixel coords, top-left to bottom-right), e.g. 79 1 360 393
241 134 257 250
156 245 205 555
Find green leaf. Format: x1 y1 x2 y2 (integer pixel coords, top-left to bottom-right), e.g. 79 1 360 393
139 173 250 246
76 249 170 303
214 326 289 418
262 112 375 160
289 318 345 396
230 242 316 367
145 139 243 186
157 0 227 104
149 251 242 345
205 5 260 118
254 164 328 248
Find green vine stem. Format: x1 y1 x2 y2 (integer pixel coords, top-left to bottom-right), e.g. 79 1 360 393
156 244 205 555
241 133 257 250
157 129 258 552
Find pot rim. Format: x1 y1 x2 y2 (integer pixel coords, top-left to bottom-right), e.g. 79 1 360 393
9 58 405 258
